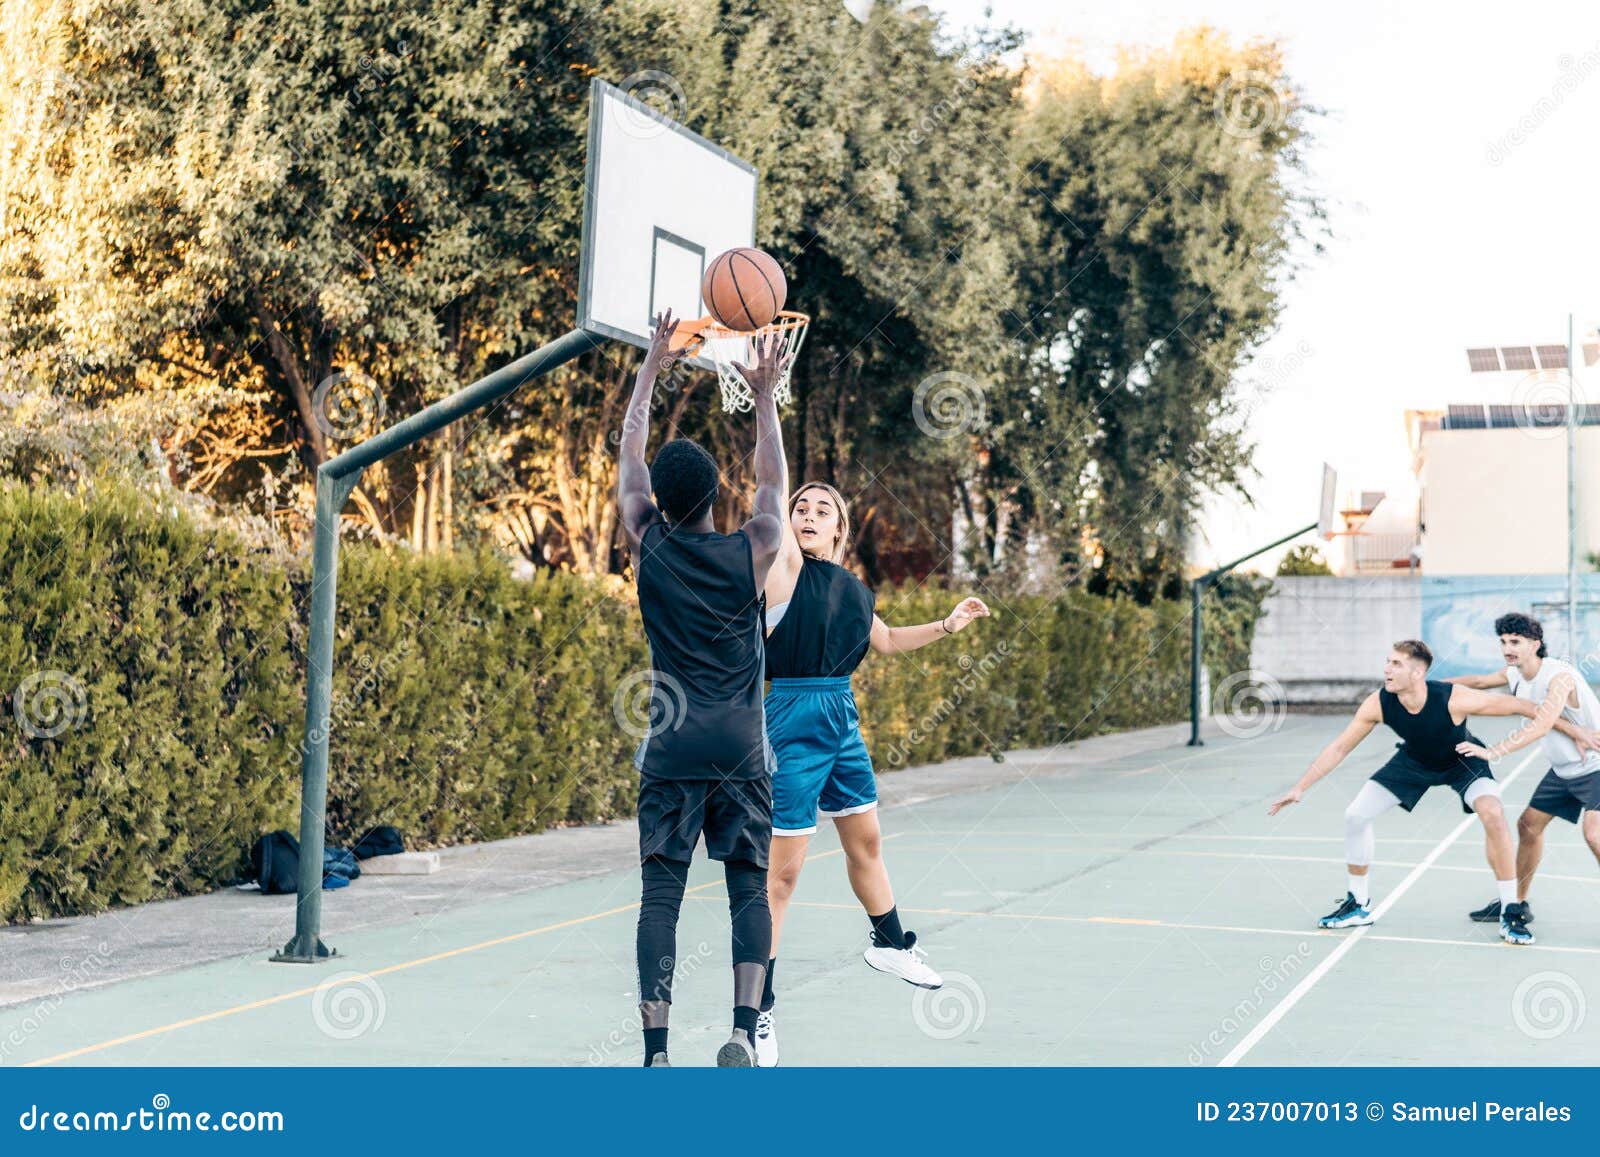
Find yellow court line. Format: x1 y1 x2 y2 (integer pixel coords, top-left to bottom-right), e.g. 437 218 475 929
29 841 872 1068
758 898 1600 957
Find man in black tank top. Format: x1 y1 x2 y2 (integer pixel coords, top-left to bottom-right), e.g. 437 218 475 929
1265 639 1576 937
615 312 791 1068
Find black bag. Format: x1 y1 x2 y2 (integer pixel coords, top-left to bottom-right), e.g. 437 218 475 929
352 825 405 860
250 830 301 895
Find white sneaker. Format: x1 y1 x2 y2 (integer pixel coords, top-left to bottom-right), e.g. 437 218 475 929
753 1009 778 1067
862 932 943 989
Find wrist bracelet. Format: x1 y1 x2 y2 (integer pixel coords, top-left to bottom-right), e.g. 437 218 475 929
941 616 952 634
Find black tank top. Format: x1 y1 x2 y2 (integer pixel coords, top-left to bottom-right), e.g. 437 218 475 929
1380 681 1469 768
634 516 767 780
765 555 875 679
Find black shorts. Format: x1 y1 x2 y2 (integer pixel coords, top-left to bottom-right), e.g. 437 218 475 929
1371 743 1494 814
1526 768 1600 825
637 776 772 868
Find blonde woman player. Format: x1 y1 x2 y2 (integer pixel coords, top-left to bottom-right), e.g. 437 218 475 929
754 480 989 1065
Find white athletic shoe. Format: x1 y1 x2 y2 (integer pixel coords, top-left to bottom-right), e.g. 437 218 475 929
753 1010 778 1067
862 931 943 989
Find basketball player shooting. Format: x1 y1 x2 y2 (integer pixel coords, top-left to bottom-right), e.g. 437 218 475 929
615 310 792 1067
1266 639 1600 944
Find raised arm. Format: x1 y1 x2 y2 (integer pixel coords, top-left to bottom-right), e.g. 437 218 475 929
1267 693 1382 815
1454 676 1598 761
615 312 679 561
735 332 792 589
869 597 991 656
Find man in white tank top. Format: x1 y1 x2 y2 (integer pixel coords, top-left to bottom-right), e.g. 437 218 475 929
1451 613 1600 942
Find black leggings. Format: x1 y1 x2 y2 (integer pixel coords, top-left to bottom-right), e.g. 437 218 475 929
637 856 771 1004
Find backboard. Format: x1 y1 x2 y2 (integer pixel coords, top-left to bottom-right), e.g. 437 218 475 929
1317 461 1338 539
578 79 758 370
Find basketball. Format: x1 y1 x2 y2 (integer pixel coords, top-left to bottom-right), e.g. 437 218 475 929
701 247 787 332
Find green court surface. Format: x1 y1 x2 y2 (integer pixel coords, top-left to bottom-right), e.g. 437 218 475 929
4 716 1597 1068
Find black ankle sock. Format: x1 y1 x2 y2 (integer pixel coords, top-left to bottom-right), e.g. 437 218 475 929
869 905 905 949
760 957 777 1012
643 1026 668 1064
733 1005 758 1044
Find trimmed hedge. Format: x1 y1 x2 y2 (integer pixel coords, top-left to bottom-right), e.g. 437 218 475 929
1 485 1259 921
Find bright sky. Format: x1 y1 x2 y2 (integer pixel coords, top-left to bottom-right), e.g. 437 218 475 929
926 0 1600 572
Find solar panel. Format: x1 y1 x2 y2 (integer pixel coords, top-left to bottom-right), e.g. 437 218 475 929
1526 402 1566 427
1466 348 1501 372
1585 404 1600 426
1488 404 1525 428
1500 346 1536 370
1446 403 1488 429
1536 345 1568 369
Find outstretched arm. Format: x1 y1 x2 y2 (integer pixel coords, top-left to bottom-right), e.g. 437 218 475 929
1267 693 1382 815
737 332 793 589
616 312 679 561
1447 670 1509 690
1455 676 1599 760
869 597 992 656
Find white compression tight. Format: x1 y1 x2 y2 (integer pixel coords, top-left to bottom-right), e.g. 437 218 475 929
1343 781 1402 867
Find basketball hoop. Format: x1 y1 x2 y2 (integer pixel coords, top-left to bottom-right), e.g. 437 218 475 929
670 311 809 412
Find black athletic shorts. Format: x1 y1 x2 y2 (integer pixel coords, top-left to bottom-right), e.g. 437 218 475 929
1526 768 1600 825
637 775 773 868
1371 742 1494 814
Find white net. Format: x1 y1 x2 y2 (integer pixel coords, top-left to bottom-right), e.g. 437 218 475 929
699 311 810 412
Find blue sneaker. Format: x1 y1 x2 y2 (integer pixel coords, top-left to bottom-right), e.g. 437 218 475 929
1318 892 1374 929
1499 902 1535 945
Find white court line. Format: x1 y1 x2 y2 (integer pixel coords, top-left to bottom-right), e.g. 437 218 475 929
1217 750 1539 1068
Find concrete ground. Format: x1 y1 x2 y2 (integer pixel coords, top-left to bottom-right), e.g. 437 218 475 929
4 716 1598 1067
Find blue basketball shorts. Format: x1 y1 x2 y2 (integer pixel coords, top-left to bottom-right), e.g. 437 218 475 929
765 677 878 836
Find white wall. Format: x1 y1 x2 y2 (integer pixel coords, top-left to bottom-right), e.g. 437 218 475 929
1251 576 1421 703
1419 427 1600 575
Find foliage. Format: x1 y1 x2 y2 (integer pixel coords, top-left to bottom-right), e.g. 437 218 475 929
1276 543 1332 576
2 483 1261 921
1 3 1316 595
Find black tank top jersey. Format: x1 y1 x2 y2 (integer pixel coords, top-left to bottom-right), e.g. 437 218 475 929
1379 680 1469 768
634 516 767 780
765 555 876 679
